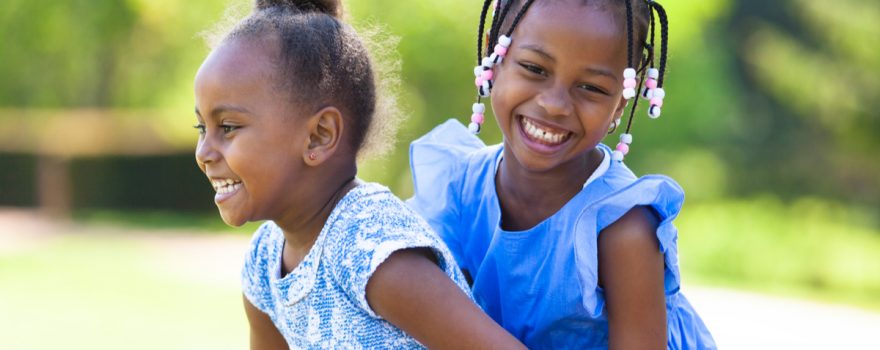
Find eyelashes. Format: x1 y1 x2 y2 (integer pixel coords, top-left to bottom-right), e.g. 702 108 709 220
193 124 240 135
519 62 546 76
518 62 610 96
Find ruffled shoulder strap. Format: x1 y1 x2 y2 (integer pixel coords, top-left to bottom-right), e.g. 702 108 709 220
407 119 487 264
572 175 686 315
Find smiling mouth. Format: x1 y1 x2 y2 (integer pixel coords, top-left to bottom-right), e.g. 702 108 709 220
519 116 572 146
211 178 242 195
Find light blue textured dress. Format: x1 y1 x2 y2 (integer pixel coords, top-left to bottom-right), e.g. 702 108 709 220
408 120 716 349
242 182 471 349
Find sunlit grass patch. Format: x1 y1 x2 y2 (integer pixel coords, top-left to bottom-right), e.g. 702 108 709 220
0 232 249 350
677 196 880 311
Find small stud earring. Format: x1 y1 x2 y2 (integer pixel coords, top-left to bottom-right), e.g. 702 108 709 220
308 152 317 161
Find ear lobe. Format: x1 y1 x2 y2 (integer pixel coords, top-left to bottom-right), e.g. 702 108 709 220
303 106 344 166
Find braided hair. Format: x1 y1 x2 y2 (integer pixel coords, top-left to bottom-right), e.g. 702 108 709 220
473 0 670 143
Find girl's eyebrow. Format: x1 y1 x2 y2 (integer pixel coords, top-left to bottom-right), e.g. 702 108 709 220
194 104 253 119
584 66 617 81
520 44 554 61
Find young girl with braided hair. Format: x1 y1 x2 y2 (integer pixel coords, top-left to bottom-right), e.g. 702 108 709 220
409 0 716 348
194 0 526 348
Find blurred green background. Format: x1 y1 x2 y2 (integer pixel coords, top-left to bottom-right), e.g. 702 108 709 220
1 0 878 348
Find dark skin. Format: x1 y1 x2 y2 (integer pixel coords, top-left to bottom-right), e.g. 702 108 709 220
195 38 525 350
489 1 667 348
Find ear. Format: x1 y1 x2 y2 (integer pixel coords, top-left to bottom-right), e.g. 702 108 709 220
613 96 629 123
302 106 344 166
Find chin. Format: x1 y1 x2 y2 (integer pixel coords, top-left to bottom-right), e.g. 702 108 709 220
218 211 248 227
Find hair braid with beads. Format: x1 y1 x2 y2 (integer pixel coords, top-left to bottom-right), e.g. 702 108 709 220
467 0 670 162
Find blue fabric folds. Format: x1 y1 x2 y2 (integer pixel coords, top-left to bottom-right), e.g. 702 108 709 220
408 119 716 349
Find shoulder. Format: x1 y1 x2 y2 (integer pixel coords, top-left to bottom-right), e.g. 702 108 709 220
592 173 685 228
324 183 441 269
599 206 660 249
408 119 500 225
323 183 469 315
409 119 499 192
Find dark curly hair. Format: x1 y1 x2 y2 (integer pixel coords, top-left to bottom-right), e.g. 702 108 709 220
221 0 378 155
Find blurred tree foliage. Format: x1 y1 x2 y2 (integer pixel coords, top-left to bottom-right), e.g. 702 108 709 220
722 0 880 206
1 0 877 208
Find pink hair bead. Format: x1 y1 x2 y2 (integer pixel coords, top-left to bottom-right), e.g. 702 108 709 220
623 78 637 89
650 97 664 107
616 142 630 155
475 76 484 87
471 113 485 124
494 44 508 56
646 78 658 89
481 69 494 81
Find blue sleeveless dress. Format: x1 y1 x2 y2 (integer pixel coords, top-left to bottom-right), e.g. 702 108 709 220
407 120 716 349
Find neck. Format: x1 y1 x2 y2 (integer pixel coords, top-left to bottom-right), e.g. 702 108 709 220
496 146 603 230
275 163 359 249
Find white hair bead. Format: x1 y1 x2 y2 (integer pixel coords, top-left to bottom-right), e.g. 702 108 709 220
653 87 665 99
623 68 637 79
468 122 481 134
612 150 624 161
490 53 503 65
482 57 494 68
474 66 485 77
648 68 659 79
479 80 492 97
472 103 485 114
620 133 633 144
648 105 662 119
623 88 636 100
498 35 512 47
641 86 653 99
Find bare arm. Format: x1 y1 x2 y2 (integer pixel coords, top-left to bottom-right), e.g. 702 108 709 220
366 248 527 350
243 295 289 350
598 206 667 350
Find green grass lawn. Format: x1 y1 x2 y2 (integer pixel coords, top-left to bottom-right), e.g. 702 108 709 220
0 231 249 350
1 196 878 349
677 196 880 311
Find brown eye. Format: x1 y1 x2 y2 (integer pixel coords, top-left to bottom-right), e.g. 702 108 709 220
578 84 609 95
221 125 240 133
194 124 206 135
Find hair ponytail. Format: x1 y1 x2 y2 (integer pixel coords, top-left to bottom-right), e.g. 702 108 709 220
254 0 342 18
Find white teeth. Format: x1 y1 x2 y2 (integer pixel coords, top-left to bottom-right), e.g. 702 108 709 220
211 179 241 193
521 117 567 144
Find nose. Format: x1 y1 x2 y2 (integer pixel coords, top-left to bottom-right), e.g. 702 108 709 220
536 83 574 117
195 133 220 168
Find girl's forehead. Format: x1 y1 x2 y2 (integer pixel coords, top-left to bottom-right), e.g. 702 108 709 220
514 2 626 49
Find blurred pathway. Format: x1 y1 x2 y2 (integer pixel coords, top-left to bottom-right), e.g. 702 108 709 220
2 209 879 349
686 286 880 349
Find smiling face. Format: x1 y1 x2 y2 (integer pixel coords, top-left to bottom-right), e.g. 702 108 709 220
193 38 312 227
491 1 629 172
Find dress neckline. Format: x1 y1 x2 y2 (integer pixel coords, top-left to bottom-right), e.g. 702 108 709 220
491 145 612 235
